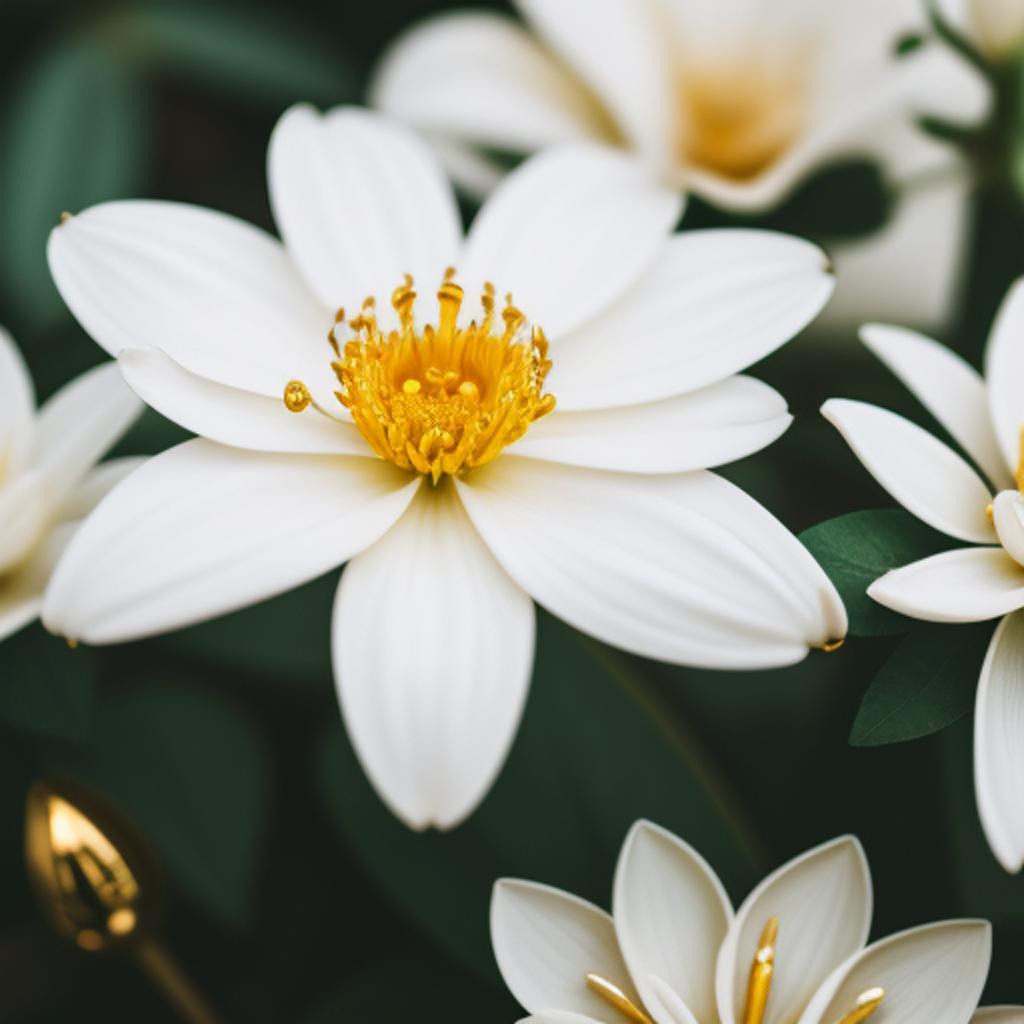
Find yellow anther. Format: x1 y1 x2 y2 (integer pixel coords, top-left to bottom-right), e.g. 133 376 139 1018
986 502 994 524
459 380 480 400
585 974 653 1024
820 638 845 653
742 917 778 1024
402 379 422 396
833 988 885 1024
283 380 312 413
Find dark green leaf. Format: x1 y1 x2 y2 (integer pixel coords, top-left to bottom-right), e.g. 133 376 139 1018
800 509 955 635
49 682 267 926
316 613 760 979
850 621 996 746
0 36 147 325
0 624 96 740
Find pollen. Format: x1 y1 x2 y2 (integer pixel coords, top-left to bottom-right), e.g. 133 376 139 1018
309 271 555 483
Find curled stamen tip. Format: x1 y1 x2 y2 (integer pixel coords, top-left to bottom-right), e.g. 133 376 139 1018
283 380 312 413
820 637 845 653
443 266 457 282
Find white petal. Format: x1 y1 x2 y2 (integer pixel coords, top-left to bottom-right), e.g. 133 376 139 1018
429 135 507 198
42 439 420 644
0 521 77 643
456 460 846 670
972 1009 1024 1023
459 145 682 339
822 399 996 544
861 323 1012 490
0 473 48 574
514 0 675 167
0 326 35 476
48 200 331 398
56 456 146 522
612 820 732 1024
517 1015 602 1024
118 348 369 456
975 610 1024 873
511 377 791 473
993 490 1024 568
984 277 1024 476
371 13 605 152
547 230 833 412
868 548 1024 623
333 483 534 831
716 837 872 1024
491 879 639 1018
268 104 461 313
798 920 991 1024
30 362 141 498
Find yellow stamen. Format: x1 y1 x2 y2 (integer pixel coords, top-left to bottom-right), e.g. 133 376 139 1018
820 638 845 653
833 987 885 1024
283 380 312 413
742 917 778 1024
585 974 654 1024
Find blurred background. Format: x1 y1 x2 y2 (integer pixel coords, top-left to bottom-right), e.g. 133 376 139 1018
1 0 1023 1020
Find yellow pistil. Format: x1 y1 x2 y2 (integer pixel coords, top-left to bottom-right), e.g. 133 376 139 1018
742 917 778 1024
286 271 555 484
833 987 885 1024
585 974 653 1024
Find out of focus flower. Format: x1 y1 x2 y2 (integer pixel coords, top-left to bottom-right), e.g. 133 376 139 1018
822 278 1024 873
373 0 992 331
0 329 141 643
941 0 1024 61
43 105 845 831
492 820 1009 1024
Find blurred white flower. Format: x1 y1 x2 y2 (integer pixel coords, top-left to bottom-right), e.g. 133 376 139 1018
0 328 141 643
42 105 846 831
373 0 992 332
940 0 1024 61
492 819 1010 1024
822 278 1024 873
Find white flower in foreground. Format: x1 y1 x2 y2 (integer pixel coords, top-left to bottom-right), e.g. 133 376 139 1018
822 278 1024 873
940 0 1024 61
0 328 141 643
43 105 845 830
373 0 991 330
492 820 1012 1024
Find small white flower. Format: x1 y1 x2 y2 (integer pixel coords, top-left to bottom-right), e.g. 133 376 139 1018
0 328 141 644
822 278 1024 872
373 0 992 330
43 105 845 830
492 820 1011 1024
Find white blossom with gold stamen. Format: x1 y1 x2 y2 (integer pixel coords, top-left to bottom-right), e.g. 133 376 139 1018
43 105 845 830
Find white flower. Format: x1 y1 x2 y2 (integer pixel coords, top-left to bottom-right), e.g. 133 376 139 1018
0 328 141 643
43 105 845 830
822 278 1024 873
372 0 991 330
492 820 1012 1024
940 0 1024 61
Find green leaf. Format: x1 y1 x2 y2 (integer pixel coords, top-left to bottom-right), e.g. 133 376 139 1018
49 681 268 926
0 35 147 325
0 624 96 740
800 509 955 635
106 4 357 105
316 613 760 980
850 621 996 746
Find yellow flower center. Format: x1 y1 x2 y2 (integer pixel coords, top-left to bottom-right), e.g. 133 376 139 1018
285 271 555 483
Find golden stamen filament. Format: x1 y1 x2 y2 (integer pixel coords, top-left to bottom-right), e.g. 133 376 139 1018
585 974 654 1024
834 987 886 1024
742 916 778 1024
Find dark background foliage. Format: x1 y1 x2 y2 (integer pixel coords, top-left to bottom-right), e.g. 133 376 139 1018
1 1 1023 1020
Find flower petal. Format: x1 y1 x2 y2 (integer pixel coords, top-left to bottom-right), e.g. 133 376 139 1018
984 277 1024 476
716 837 871 1024
992 491 1024 568
42 439 419 644
29 362 141 498
371 12 605 153
268 105 461 313
118 348 369 456
612 820 732 1024
514 0 675 167
333 483 534 831
48 200 331 397
511 377 791 473
547 230 833 412
798 920 991 1024
0 521 77 643
821 398 996 544
975 610 1024 873
972 1009 1024 1023
492 880 638 1019
0 326 35 475
56 456 146 522
860 323 1012 490
456 460 846 670
0 472 48 574
868 548 1024 623
459 145 682 339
